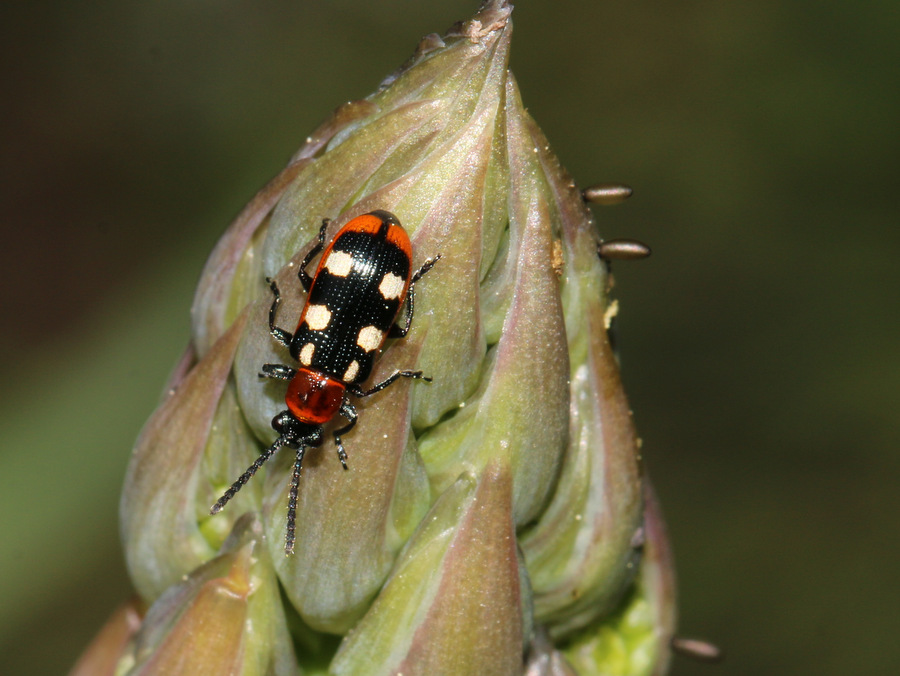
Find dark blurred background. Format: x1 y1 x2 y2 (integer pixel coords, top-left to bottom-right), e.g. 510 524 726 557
1 1 897 674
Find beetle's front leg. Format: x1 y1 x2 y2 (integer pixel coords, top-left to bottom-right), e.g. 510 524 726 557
299 218 330 291
266 278 294 347
260 363 297 381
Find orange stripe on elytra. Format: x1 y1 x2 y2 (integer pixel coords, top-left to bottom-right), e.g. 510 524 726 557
384 222 412 258
318 212 412 265
299 212 411 335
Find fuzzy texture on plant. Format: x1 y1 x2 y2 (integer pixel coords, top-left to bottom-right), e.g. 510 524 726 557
74 2 678 674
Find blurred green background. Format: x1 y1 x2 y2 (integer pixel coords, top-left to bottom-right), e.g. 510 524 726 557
1 1 897 674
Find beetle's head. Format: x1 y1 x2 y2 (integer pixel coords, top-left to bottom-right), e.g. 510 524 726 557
272 410 324 447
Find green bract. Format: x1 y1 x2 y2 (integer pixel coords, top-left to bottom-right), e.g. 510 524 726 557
89 2 681 674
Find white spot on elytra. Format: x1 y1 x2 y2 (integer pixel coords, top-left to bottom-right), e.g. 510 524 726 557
299 342 315 365
325 250 354 277
378 271 405 300
343 360 360 382
357 325 383 352
305 304 331 330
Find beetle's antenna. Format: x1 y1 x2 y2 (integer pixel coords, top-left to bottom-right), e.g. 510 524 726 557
210 436 288 515
285 446 307 555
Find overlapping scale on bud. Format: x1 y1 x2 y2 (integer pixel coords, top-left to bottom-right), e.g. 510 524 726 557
69 600 142 676
108 0 677 674
517 110 644 637
120 311 260 600
562 482 677 676
115 515 297 676
330 462 527 674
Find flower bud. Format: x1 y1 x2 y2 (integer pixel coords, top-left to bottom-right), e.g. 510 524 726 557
110 1 680 673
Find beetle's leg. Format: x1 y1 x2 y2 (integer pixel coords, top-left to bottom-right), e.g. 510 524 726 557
349 370 432 398
389 253 441 338
266 278 293 347
285 445 307 555
260 364 297 381
299 218 330 292
331 400 357 470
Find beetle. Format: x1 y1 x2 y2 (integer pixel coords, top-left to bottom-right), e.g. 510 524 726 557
210 210 440 554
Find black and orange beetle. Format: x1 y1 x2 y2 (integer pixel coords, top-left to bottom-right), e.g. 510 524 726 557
211 210 439 554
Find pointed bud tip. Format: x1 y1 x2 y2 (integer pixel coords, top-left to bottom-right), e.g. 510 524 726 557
453 0 513 42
